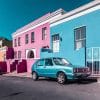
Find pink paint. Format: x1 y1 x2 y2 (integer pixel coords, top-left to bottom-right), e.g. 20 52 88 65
13 22 50 72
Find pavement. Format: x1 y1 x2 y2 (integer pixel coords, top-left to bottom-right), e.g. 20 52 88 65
3 71 100 83
3 71 32 78
0 75 99 100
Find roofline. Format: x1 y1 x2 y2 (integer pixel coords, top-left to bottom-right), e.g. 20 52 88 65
50 1 100 27
12 1 100 38
12 8 66 37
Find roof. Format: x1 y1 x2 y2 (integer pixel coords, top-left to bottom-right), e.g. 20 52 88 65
12 0 100 37
12 8 66 37
50 0 100 27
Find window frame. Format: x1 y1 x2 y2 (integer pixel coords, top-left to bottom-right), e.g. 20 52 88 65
45 58 53 66
18 37 21 46
52 34 60 52
25 34 29 44
14 51 17 59
14 39 17 47
42 27 47 40
37 59 44 66
74 26 86 50
18 51 21 59
31 32 35 43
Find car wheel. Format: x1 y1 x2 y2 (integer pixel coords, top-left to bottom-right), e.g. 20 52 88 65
57 72 66 84
32 72 38 81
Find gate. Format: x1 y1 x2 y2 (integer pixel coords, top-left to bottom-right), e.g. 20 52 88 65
87 47 100 75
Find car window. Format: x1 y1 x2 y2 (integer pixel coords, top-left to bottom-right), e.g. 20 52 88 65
45 58 53 66
53 58 70 66
37 59 44 66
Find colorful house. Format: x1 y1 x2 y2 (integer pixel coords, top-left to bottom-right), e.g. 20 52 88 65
41 1 100 75
0 37 13 73
0 37 12 61
10 0 100 76
12 9 66 73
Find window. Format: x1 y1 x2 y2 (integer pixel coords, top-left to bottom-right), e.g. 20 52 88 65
42 27 47 40
74 26 86 50
31 32 34 42
14 39 17 47
45 58 53 66
53 58 70 66
18 51 21 59
52 34 60 52
14 51 17 59
27 50 34 58
37 59 44 66
25 34 29 44
18 37 21 46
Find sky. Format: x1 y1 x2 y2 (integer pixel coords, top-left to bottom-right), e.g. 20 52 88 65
0 0 93 40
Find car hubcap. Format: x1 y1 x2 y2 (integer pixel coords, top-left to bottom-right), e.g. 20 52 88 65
58 74 65 83
32 73 36 79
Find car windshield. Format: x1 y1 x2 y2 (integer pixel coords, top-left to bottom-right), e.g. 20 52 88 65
53 58 71 66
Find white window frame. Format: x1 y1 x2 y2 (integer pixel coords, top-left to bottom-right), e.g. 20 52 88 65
52 34 60 52
26 49 36 59
42 27 47 40
74 26 86 50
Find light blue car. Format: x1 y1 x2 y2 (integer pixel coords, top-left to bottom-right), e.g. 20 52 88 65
31 57 91 84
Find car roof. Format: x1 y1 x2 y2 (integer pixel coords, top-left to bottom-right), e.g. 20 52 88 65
39 57 64 60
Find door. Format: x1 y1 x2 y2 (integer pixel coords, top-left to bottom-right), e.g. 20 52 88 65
36 59 45 76
44 58 56 77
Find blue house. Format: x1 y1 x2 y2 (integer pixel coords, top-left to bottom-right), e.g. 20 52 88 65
41 1 100 75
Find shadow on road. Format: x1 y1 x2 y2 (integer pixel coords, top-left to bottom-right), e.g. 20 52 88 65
2 92 24 98
37 77 97 85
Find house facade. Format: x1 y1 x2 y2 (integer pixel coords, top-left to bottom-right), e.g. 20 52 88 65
41 1 100 75
0 37 12 61
8 0 100 75
12 9 65 73
0 37 13 73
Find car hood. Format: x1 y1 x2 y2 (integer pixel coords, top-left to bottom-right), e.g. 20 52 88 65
67 64 85 68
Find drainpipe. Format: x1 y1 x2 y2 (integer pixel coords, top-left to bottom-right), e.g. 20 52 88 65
85 37 87 66
85 46 87 66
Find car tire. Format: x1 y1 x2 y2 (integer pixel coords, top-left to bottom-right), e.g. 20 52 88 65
32 72 39 81
57 72 67 84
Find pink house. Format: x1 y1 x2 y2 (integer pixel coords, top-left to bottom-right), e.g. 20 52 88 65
11 9 65 73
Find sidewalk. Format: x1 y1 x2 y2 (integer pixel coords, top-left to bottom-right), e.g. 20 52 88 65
3 71 32 78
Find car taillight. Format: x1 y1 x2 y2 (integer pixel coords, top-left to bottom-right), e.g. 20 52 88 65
73 68 78 73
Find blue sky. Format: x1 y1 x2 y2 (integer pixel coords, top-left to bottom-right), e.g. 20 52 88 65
0 0 93 40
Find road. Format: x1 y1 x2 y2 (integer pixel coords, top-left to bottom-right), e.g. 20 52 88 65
0 76 100 100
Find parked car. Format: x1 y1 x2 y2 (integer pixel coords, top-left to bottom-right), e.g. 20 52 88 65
31 57 91 84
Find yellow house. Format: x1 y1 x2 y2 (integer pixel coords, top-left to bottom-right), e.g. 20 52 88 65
0 37 12 61
0 46 6 61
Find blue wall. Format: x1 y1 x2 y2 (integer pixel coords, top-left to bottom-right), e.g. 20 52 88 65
41 9 100 66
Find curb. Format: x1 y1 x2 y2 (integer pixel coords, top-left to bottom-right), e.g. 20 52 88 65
3 72 32 78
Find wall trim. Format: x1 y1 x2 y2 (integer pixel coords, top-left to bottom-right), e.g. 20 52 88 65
50 5 100 27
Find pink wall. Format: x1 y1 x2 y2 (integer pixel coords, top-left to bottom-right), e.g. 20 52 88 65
6 59 12 73
13 22 50 73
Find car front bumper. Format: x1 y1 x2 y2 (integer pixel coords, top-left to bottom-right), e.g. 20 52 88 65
74 72 91 79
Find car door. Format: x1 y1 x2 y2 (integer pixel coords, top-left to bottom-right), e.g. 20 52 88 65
36 59 45 76
44 58 56 77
